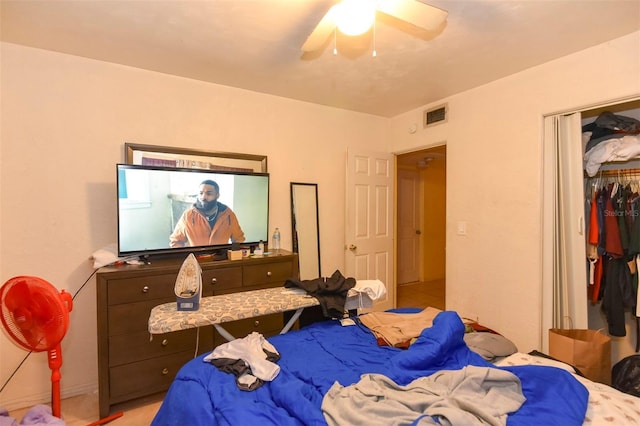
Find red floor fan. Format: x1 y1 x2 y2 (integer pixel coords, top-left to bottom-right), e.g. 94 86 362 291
0 276 73 418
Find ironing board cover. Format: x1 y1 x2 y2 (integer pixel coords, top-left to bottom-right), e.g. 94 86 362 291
148 287 319 334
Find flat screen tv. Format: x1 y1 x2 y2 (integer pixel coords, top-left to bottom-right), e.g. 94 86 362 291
116 164 269 258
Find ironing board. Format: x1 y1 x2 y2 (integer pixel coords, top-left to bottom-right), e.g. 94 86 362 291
148 287 321 341
148 280 386 341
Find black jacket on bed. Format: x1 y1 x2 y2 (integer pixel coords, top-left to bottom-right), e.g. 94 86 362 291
284 270 355 319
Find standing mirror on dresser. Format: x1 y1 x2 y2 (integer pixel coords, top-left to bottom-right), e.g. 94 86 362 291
290 182 321 280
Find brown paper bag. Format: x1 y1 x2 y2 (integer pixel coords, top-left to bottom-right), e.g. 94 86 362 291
549 328 611 385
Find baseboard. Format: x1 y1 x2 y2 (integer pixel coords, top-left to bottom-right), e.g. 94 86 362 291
0 381 97 412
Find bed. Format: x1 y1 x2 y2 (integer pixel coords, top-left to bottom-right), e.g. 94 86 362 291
150 309 639 425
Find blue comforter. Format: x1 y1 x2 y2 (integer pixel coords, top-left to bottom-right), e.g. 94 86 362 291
152 311 588 425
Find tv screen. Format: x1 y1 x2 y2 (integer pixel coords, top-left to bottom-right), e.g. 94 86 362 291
116 164 269 257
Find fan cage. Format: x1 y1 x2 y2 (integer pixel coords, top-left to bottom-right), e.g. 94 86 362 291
0 276 70 352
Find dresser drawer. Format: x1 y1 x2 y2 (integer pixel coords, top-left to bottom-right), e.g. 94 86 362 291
202 266 242 293
107 274 177 305
213 313 283 344
108 328 214 367
109 351 193 400
108 299 173 336
243 260 293 287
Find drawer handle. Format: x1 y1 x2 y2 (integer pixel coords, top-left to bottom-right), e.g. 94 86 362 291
162 368 169 375
211 278 217 285
266 271 272 277
254 320 260 327
142 286 149 293
161 339 168 346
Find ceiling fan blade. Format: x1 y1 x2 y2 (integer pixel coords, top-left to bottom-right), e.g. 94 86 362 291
377 0 448 31
302 7 337 52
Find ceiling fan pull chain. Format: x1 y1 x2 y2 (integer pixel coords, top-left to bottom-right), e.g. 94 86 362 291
372 13 377 58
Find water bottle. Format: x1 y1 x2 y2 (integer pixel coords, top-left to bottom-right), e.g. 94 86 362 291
272 228 281 252
255 240 264 256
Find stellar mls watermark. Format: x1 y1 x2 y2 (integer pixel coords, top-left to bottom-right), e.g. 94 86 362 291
604 210 640 217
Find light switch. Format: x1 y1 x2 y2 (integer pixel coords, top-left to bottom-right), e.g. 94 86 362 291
457 221 467 236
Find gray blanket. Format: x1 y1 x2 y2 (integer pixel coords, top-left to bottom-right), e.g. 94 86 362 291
322 366 525 426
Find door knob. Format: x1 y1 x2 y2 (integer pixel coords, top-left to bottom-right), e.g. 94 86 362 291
416 230 422 235
348 244 357 251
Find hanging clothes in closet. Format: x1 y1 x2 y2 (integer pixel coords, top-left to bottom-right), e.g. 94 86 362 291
585 170 640 344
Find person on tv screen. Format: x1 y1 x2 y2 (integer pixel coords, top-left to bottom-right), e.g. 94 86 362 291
170 179 245 247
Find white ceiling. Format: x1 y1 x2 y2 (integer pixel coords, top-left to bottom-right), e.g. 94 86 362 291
1 0 639 117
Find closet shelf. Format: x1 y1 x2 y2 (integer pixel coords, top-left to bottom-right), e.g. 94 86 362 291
584 158 640 177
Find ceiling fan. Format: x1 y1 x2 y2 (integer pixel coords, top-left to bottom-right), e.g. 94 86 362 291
302 0 448 52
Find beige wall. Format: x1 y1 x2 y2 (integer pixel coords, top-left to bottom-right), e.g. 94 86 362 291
390 31 640 354
2 30 639 410
0 42 389 409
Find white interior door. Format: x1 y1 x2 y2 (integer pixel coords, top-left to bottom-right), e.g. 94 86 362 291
397 169 420 284
345 148 395 312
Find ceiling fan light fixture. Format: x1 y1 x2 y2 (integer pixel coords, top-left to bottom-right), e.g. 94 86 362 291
334 0 376 36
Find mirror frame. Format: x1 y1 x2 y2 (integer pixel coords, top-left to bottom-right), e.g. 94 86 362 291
290 182 321 280
125 142 268 172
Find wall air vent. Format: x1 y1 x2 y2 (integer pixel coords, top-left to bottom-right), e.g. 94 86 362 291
424 104 448 127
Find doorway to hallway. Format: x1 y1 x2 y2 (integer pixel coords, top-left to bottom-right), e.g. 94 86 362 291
397 279 445 310
396 145 446 309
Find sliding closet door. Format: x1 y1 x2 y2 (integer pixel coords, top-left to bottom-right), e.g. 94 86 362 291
542 113 588 350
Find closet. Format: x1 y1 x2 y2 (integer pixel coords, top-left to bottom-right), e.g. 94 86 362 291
582 100 640 363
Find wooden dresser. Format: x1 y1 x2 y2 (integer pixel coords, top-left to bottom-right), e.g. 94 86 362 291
96 251 298 418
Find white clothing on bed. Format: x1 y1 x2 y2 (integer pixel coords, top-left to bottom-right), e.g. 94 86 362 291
345 279 387 309
204 332 280 381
